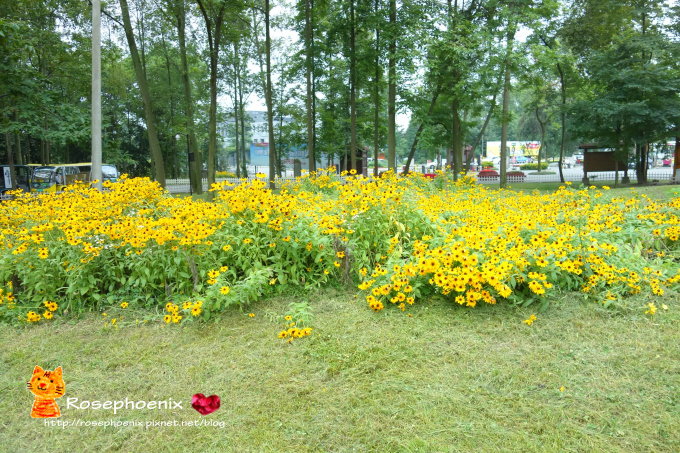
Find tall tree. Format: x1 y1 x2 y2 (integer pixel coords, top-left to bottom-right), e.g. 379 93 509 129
348 0 358 172
170 0 202 193
386 0 396 171
196 0 230 189
304 0 316 171
499 22 515 188
372 0 382 176
119 0 166 186
263 0 277 188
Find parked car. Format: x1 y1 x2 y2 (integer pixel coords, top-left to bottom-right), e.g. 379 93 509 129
1 165 33 199
32 163 119 193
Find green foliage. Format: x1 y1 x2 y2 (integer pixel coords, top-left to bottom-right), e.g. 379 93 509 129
519 162 549 170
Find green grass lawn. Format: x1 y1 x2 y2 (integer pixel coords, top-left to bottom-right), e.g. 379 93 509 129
2 289 678 452
507 181 680 196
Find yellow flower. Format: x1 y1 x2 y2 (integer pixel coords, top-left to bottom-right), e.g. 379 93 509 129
172 315 182 323
336 251 345 258
248 313 255 318
220 286 231 295
644 303 657 315
523 314 537 326
163 314 172 324
243 238 253 244
42 310 54 320
26 311 41 322
120 302 129 309
191 306 202 317
284 315 292 321
278 330 288 338
333 261 341 267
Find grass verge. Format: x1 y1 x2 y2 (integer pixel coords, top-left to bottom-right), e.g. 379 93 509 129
1 290 678 452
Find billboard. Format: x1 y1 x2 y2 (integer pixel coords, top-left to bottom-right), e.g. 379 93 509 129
485 141 541 158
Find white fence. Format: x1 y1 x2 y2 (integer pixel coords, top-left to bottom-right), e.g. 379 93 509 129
162 164 678 194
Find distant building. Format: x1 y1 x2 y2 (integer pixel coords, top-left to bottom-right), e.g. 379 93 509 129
223 111 339 171
222 110 293 147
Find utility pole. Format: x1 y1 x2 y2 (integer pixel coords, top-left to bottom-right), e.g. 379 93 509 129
91 0 102 189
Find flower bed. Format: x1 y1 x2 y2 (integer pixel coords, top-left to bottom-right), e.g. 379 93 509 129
477 169 499 181
507 171 526 182
0 170 677 324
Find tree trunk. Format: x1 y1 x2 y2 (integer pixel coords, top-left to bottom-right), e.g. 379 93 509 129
387 0 396 171
637 143 648 184
13 111 23 165
465 91 497 172
673 135 680 183
403 83 442 174
557 63 566 183
207 44 219 187
373 0 380 177
305 0 316 172
161 32 177 178
349 0 357 172
233 41 247 177
536 107 546 173
264 0 277 189
177 0 201 193
233 78 241 177
196 0 227 191
450 101 463 178
499 23 515 189
5 133 17 189
119 0 166 186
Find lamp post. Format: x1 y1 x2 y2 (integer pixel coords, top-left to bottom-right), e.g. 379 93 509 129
177 134 192 195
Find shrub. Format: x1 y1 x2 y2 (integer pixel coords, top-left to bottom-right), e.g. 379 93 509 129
519 163 549 170
477 169 499 180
